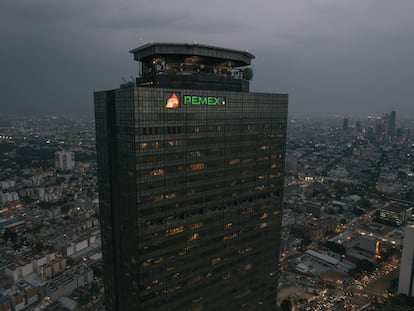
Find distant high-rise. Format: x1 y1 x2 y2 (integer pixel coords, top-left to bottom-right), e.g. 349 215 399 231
389 110 396 137
342 118 349 131
355 121 361 132
54 151 75 171
94 43 288 310
398 225 414 296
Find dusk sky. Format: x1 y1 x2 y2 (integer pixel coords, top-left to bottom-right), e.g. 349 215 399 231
1 0 414 118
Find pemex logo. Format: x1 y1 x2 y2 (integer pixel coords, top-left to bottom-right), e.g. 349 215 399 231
165 93 180 109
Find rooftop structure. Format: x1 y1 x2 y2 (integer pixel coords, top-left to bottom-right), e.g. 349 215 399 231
129 42 255 91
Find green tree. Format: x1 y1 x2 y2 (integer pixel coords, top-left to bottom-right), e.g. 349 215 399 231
3 228 18 244
280 299 292 311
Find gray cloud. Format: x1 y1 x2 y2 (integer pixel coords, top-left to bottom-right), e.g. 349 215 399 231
1 0 414 117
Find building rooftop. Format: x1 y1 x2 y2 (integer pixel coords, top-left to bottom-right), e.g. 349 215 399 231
128 42 255 92
129 42 255 66
384 203 412 213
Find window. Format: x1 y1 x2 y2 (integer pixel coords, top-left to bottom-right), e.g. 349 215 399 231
228 158 240 165
211 257 221 265
149 168 165 176
190 222 203 229
189 163 205 171
188 233 199 241
165 226 184 236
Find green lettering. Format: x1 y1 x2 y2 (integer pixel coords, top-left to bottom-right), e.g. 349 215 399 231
192 96 200 105
208 97 220 105
184 96 191 104
183 95 224 106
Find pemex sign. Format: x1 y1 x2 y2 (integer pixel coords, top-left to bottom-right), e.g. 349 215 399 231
165 93 225 109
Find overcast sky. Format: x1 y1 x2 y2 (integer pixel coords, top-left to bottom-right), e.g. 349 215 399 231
1 0 414 118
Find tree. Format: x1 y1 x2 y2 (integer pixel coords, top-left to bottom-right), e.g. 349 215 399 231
280 299 292 311
3 228 18 244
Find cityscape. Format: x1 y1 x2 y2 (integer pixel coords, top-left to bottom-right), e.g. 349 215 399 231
1 109 414 310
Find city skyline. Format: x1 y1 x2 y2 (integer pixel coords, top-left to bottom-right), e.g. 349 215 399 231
1 0 414 117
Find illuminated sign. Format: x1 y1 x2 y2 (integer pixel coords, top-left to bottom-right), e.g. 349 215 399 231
165 93 180 109
183 95 225 106
165 93 225 108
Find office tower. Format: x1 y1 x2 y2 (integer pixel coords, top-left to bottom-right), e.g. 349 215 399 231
342 118 349 131
398 225 414 296
389 110 396 137
95 43 288 310
54 151 75 171
355 121 361 133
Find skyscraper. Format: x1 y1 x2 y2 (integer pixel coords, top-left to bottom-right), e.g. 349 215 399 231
389 110 396 137
342 118 349 131
95 43 288 310
54 151 75 171
398 225 414 297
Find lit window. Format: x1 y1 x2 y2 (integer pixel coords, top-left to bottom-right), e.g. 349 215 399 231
223 232 237 240
211 257 221 265
260 213 268 219
165 226 184 236
153 194 164 202
140 143 148 149
228 158 240 165
190 222 203 229
165 193 176 199
188 233 199 241
142 259 152 267
243 263 252 271
188 274 203 285
189 163 205 170
239 247 253 254
224 223 232 229
271 163 281 169
149 168 165 176
259 222 268 229
167 140 185 147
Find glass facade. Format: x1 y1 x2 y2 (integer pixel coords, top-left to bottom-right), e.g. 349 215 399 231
95 86 287 310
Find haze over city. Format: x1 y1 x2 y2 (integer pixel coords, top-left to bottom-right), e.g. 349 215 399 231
1 0 414 117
